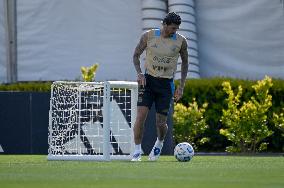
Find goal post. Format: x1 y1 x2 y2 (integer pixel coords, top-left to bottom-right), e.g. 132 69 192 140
47 81 138 161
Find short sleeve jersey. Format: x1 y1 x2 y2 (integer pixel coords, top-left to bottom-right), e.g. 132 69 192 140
145 29 184 79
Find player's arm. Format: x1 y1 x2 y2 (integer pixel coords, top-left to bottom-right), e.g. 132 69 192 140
133 32 148 86
133 32 147 74
175 38 189 101
179 38 189 89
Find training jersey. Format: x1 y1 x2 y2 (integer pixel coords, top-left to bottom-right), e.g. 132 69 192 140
145 29 184 79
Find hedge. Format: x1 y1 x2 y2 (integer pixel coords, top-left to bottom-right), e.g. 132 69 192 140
177 77 284 152
0 81 52 92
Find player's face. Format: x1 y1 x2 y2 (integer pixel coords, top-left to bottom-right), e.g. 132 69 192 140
165 24 179 36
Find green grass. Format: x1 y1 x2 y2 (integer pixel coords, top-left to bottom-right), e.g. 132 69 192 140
0 155 283 188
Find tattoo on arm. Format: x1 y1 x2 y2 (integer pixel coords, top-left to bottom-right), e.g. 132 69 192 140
133 33 147 74
179 38 189 88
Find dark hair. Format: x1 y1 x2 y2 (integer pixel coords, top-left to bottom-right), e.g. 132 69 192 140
162 12 181 25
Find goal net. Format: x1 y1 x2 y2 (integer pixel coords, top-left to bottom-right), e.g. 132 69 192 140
47 81 138 161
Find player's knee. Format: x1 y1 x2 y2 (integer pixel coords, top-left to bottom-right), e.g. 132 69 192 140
156 122 168 129
155 113 168 128
156 109 169 117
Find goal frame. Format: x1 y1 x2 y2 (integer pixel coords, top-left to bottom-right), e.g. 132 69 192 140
47 81 138 161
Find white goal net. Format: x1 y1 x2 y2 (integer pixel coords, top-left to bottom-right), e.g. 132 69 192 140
48 81 138 161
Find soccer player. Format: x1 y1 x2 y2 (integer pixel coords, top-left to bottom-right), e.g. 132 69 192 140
131 12 189 161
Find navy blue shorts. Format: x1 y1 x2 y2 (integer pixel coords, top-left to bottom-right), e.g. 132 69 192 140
137 74 175 116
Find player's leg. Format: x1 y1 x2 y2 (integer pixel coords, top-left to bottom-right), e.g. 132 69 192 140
156 113 168 141
133 106 149 144
131 106 149 161
148 78 174 161
132 77 153 161
148 113 168 161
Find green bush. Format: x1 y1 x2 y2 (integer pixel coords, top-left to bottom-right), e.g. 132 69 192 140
220 76 273 153
81 64 99 82
176 77 284 152
0 82 52 92
272 108 284 134
1 77 283 152
173 98 209 151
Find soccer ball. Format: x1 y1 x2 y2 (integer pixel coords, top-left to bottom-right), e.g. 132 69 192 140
174 142 194 162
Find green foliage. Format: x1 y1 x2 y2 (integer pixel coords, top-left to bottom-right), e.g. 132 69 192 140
220 76 274 153
272 108 284 151
178 78 255 151
175 77 284 152
272 108 284 133
81 64 99 82
173 98 209 150
1 76 283 152
0 81 52 92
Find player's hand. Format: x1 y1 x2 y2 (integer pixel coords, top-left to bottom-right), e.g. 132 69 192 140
174 86 184 102
137 73 146 87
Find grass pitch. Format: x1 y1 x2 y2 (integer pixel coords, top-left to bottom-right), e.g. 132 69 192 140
0 155 283 188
